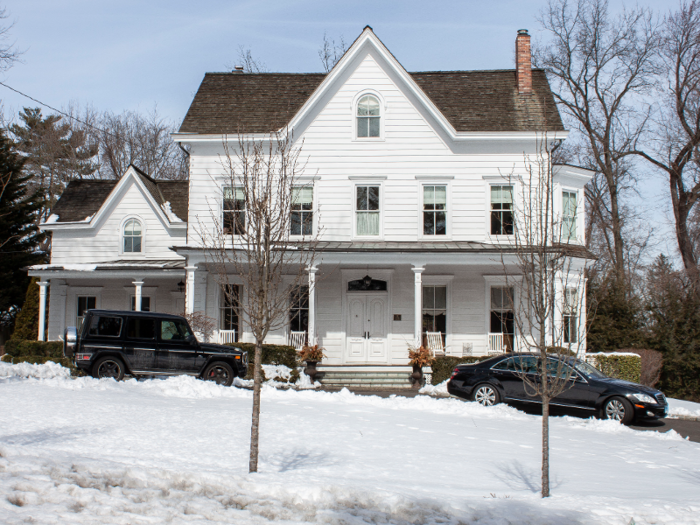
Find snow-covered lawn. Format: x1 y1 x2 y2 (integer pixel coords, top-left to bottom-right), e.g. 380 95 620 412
1 362 699 524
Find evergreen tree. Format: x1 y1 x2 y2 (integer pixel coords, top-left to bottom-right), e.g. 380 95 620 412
0 130 45 328
10 108 98 233
587 279 646 352
9 277 41 340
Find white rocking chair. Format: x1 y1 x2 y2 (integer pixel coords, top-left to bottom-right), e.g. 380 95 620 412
426 332 445 356
288 331 307 351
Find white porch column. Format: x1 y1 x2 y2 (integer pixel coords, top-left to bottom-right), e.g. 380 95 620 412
132 279 144 311
412 266 425 345
307 266 318 345
185 265 197 315
37 281 49 341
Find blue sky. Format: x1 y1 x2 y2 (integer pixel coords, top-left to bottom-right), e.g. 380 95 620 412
0 0 684 260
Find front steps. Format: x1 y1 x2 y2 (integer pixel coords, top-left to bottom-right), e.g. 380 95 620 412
315 365 430 390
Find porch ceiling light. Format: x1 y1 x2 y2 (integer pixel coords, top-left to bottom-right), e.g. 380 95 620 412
177 280 185 293
362 275 372 288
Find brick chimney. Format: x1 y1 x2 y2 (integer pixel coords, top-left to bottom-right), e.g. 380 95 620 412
515 29 532 94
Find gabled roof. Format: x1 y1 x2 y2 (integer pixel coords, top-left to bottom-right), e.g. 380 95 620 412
46 167 189 225
179 69 563 135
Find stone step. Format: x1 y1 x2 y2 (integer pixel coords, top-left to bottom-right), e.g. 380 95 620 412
316 370 416 389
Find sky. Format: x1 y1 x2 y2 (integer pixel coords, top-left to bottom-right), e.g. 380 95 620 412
0 0 686 260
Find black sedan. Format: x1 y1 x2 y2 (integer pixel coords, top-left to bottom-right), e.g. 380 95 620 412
446 354 668 425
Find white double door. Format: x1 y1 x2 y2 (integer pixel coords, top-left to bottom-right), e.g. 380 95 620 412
346 293 388 363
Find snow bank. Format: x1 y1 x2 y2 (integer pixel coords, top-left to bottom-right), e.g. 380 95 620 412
0 361 71 380
668 397 700 418
419 379 449 397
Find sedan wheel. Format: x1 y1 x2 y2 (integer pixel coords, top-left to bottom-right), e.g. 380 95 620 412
93 357 125 381
203 362 234 387
603 396 634 425
473 384 500 406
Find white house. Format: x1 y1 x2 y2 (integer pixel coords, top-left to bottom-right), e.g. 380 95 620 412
29 27 593 373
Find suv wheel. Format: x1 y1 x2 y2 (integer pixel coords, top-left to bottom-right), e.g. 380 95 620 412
472 383 500 406
93 357 125 381
203 362 234 387
603 396 634 425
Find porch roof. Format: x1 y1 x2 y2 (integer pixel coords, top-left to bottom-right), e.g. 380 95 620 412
27 259 186 278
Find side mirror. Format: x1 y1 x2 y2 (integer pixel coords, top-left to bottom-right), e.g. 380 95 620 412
186 334 199 348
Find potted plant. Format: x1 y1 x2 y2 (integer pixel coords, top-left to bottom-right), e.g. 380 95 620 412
408 345 435 389
298 344 326 383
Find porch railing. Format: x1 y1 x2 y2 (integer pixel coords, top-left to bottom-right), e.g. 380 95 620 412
288 331 307 351
218 330 236 344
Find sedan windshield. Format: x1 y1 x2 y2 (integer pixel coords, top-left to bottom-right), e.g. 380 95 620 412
573 360 607 379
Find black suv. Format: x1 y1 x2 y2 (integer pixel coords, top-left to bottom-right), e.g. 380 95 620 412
63 310 247 386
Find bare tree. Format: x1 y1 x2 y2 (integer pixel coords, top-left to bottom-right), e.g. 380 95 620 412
195 131 318 473
536 0 659 285
499 138 590 498
629 1 700 285
318 32 347 73
0 7 22 72
95 108 188 180
227 46 268 73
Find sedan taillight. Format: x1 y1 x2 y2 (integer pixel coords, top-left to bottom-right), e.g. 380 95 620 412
450 368 460 379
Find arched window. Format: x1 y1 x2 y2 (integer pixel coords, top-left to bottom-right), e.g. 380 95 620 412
357 95 380 138
123 219 142 253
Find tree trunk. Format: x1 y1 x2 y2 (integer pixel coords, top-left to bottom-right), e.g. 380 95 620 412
248 340 263 473
606 173 626 285
541 396 550 498
671 180 700 285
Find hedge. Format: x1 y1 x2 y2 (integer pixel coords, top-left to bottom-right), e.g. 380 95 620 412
225 343 298 380
1 354 74 368
431 355 492 385
4 340 63 358
586 352 641 383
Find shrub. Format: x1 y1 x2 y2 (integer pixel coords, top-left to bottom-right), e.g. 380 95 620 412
10 277 41 341
431 355 492 385
623 348 662 388
4 340 63 358
587 352 641 383
224 343 298 379
1 354 73 368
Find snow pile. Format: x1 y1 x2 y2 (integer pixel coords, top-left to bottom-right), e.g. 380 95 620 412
0 361 71 380
419 379 450 397
161 201 184 223
2 367 700 524
234 364 320 390
668 397 700 418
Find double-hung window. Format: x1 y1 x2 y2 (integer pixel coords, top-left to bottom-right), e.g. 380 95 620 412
220 285 240 341
563 288 578 344
223 187 245 235
130 296 151 312
77 296 96 329
423 185 447 235
356 185 380 236
289 286 309 333
123 219 142 253
422 285 447 343
291 186 313 236
490 286 514 351
490 185 513 235
562 191 577 241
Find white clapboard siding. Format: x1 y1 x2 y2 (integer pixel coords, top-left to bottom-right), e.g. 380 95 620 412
50 178 185 265
186 53 545 245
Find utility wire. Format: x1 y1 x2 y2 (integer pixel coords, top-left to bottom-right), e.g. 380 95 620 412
0 80 119 140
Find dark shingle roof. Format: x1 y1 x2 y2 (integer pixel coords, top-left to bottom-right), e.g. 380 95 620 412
49 176 189 224
179 69 564 135
50 181 118 223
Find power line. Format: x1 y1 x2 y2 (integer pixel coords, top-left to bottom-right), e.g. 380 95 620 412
0 80 118 139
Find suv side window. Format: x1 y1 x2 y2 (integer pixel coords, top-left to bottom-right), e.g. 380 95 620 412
160 319 192 341
88 316 123 337
127 318 156 340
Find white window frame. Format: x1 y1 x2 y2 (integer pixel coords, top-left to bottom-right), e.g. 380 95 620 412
419 181 451 239
222 185 246 237
484 276 519 349
123 286 156 313
119 215 146 257
69 287 102 328
421 275 453 352
487 183 515 238
561 187 580 243
289 183 315 238
352 90 385 142
353 182 383 239
562 287 578 344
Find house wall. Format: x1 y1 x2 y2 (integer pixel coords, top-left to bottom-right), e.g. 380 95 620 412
50 178 185 265
186 53 569 246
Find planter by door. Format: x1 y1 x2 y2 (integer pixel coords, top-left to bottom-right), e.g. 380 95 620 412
305 360 318 383
411 364 423 389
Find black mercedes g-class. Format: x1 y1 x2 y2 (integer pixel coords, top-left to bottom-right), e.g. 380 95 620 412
63 310 247 386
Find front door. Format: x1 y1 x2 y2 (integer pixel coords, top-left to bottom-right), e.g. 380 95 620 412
346 294 388 363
